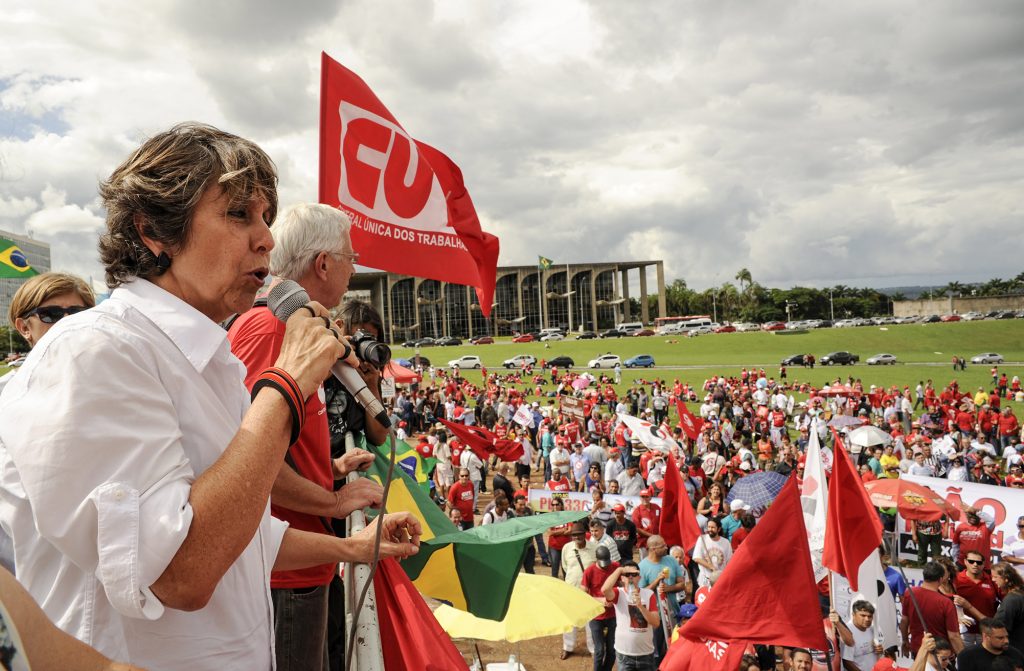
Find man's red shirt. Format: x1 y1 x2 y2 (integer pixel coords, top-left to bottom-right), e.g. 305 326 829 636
955 570 997 633
632 503 661 548
953 522 994 568
581 562 620 620
447 480 475 520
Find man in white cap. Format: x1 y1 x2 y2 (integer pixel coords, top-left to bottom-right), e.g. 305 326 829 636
720 499 751 539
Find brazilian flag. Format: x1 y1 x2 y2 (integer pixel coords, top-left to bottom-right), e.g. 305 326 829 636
0 238 38 279
390 438 436 497
538 255 553 270
365 440 585 620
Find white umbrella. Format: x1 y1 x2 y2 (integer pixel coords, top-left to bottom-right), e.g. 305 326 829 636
827 415 863 429
846 425 893 450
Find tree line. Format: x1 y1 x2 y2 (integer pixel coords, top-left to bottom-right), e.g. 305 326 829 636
638 269 1024 324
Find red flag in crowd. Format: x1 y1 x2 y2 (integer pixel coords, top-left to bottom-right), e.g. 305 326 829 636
319 52 499 314
675 400 704 441
660 637 745 671
675 477 827 650
659 453 702 562
439 419 524 462
374 558 470 670
822 438 883 592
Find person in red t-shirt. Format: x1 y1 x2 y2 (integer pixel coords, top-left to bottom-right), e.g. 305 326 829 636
632 489 661 550
547 472 572 493
899 562 963 656
1000 408 1021 449
953 550 998 645
581 546 619 671
952 507 994 570
447 469 476 529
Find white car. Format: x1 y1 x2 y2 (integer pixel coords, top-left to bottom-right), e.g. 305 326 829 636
971 353 1004 364
503 354 537 368
588 354 622 369
962 312 984 321
733 322 760 332
448 355 482 369
866 353 898 365
540 333 564 341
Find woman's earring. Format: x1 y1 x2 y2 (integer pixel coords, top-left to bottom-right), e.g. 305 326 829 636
156 251 172 273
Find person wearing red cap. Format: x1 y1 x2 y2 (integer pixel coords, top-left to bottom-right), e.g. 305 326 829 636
632 490 661 551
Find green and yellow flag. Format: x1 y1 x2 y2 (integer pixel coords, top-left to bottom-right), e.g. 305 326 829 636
365 440 585 620
537 256 553 270
0 238 38 279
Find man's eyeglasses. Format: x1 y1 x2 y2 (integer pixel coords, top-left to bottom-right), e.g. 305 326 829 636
331 250 360 264
22 305 88 324
965 559 984 565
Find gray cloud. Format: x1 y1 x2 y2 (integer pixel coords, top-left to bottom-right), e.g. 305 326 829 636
0 0 1022 295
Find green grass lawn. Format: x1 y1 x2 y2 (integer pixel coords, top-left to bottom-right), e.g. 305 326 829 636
395 320 1024 405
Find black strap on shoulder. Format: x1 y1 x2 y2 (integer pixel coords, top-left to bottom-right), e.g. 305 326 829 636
222 297 269 331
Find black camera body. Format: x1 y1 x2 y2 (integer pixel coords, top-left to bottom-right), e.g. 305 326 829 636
350 329 391 368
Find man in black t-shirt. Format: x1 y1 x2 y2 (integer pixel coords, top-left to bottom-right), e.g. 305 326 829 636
606 505 638 561
957 619 1024 671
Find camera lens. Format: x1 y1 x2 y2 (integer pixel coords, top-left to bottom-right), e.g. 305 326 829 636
351 330 391 367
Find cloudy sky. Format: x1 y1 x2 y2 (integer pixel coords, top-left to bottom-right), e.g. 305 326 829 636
1 0 1022 292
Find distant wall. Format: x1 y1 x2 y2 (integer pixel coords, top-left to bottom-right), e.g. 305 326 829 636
893 295 1024 317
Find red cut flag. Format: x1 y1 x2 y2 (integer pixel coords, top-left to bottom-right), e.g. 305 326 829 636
822 439 883 592
675 400 704 442
660 453 702 562
439 419 524 462
678 477 827 650
319 52 499 314
374 557 470 670
661 637 746 671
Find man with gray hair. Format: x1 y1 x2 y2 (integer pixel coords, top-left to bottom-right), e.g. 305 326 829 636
228 203 382 671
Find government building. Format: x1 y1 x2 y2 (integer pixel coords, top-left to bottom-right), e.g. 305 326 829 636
346 260 667 343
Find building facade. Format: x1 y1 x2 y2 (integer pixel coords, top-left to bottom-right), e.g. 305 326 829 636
0 229 52 322
347 260 667 343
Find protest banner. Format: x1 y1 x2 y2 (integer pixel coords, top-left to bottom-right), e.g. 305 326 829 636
528 488 662 515
896 475 1024 563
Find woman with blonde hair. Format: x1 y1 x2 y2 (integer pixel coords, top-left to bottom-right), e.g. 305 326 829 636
8 270 95 347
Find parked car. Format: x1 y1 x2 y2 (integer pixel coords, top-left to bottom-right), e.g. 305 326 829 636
469 336 494 344
866 353 898 365
780 354 807 366
820 351 860 365
544 356 574 369
540 333 565 341
734 322 760 332
971 353 1004 364
761 322 786 331
997 311 1017 319
503 354 537 368
401 337 436 348
588 354 622 369
631 329 655 337
920 315 941 323
575 331 598 340
436 336 462 346
714 325 737 333
940 315 961 322
624 354 655 368
599 328 627 338
448 355 482 369
511 333 534 343
961 312 984 321
396 355 431 368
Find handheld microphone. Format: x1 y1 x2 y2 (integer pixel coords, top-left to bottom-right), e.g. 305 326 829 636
268 280 393 429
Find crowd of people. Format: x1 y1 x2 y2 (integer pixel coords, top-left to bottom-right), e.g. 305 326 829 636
398 352 1024 670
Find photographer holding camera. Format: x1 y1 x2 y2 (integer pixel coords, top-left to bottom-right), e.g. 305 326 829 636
227 203 384 671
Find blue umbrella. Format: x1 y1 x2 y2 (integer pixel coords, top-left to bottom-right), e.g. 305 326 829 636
725 471 789 511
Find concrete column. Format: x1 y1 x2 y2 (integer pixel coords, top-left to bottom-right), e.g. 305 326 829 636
590 271 598 332
385 274 395 344
466 285 474 340
656 262 667 318
413 277 423 337
639 266 649 324
516 272 525 336
620 268 631 322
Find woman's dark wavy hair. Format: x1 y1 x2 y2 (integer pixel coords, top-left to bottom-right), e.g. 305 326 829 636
98 122 278 288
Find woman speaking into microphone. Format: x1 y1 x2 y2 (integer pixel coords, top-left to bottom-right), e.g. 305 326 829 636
0 123 420 671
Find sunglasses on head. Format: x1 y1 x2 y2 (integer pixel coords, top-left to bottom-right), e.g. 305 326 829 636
23 305 88 324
